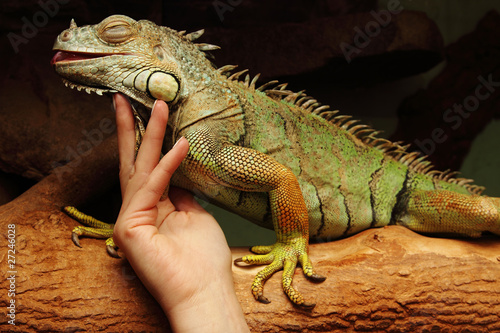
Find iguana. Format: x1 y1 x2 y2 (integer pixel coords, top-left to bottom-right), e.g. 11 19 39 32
51 15 500 308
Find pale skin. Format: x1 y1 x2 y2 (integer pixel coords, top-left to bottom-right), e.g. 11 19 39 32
112 93 250 333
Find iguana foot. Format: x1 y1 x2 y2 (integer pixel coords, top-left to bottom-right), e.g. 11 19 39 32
234 237 325 309
64 206 119 258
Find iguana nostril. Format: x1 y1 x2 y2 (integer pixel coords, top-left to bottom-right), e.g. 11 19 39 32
60 30 72 42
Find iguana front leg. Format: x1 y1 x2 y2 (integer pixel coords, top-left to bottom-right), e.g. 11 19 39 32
182 126 326 308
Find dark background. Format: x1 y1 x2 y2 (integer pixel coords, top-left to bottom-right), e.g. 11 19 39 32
1 0 499 245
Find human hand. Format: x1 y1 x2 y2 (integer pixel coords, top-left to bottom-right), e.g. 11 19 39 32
112 94 249 332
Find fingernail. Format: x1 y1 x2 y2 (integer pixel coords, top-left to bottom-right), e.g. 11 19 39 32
112 94 117 111
172 137 184 149
151 100 158 115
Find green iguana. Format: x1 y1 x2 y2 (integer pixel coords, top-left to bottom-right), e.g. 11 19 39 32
51 15 500 308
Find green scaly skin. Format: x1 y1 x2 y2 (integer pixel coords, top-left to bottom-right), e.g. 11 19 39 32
52 15 500 308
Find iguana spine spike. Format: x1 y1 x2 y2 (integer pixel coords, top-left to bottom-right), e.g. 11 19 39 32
185 29 204 41
249 74 261 90
312 105 330 114
257 80 279 91
276 83 288 91
456 178 474 186
346 124 369 134
218 64 238 75
420 164 435 174
296 96 310 106
351 128 376 139
265 90 293 98
340 119 360 130
228 69 249 80
302 99 318 110
399 151 420 165
283 91 304 104
467 185 485 195
331 115 352 126
306 103 320 112
196 43 220 51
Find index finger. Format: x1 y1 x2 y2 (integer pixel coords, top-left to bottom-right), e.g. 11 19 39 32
114 94 136 189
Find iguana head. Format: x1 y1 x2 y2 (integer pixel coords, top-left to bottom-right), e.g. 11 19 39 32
52 15 211 109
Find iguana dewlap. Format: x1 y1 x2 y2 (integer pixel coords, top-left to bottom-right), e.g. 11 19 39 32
52 15 500 308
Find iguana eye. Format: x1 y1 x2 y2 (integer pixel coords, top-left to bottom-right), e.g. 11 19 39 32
99 20 133 44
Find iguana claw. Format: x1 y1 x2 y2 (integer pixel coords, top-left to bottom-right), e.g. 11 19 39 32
235 237 325 308
71 231 82 248
64 206 118 257
106 238 120 258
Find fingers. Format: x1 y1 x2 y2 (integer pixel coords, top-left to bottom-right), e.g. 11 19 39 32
115 95 190 221
134 100 169 175
115 94 136 177
141 137 189 205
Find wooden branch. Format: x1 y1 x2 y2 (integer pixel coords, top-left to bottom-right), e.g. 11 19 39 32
2 156 500 333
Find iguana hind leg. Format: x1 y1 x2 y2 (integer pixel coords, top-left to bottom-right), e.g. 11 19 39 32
183 126 326 308
396 189 500 237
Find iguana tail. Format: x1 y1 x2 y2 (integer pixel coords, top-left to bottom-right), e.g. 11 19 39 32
395 190 500 237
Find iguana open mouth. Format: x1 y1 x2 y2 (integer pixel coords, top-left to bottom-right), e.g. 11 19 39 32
51 50 123 94
50 50 114 65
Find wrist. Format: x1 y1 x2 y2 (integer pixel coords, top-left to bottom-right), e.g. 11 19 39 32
161 276 249 333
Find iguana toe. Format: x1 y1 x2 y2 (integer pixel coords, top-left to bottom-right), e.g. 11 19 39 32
236 238 324 307
105 238 120 258
64 206 118 257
